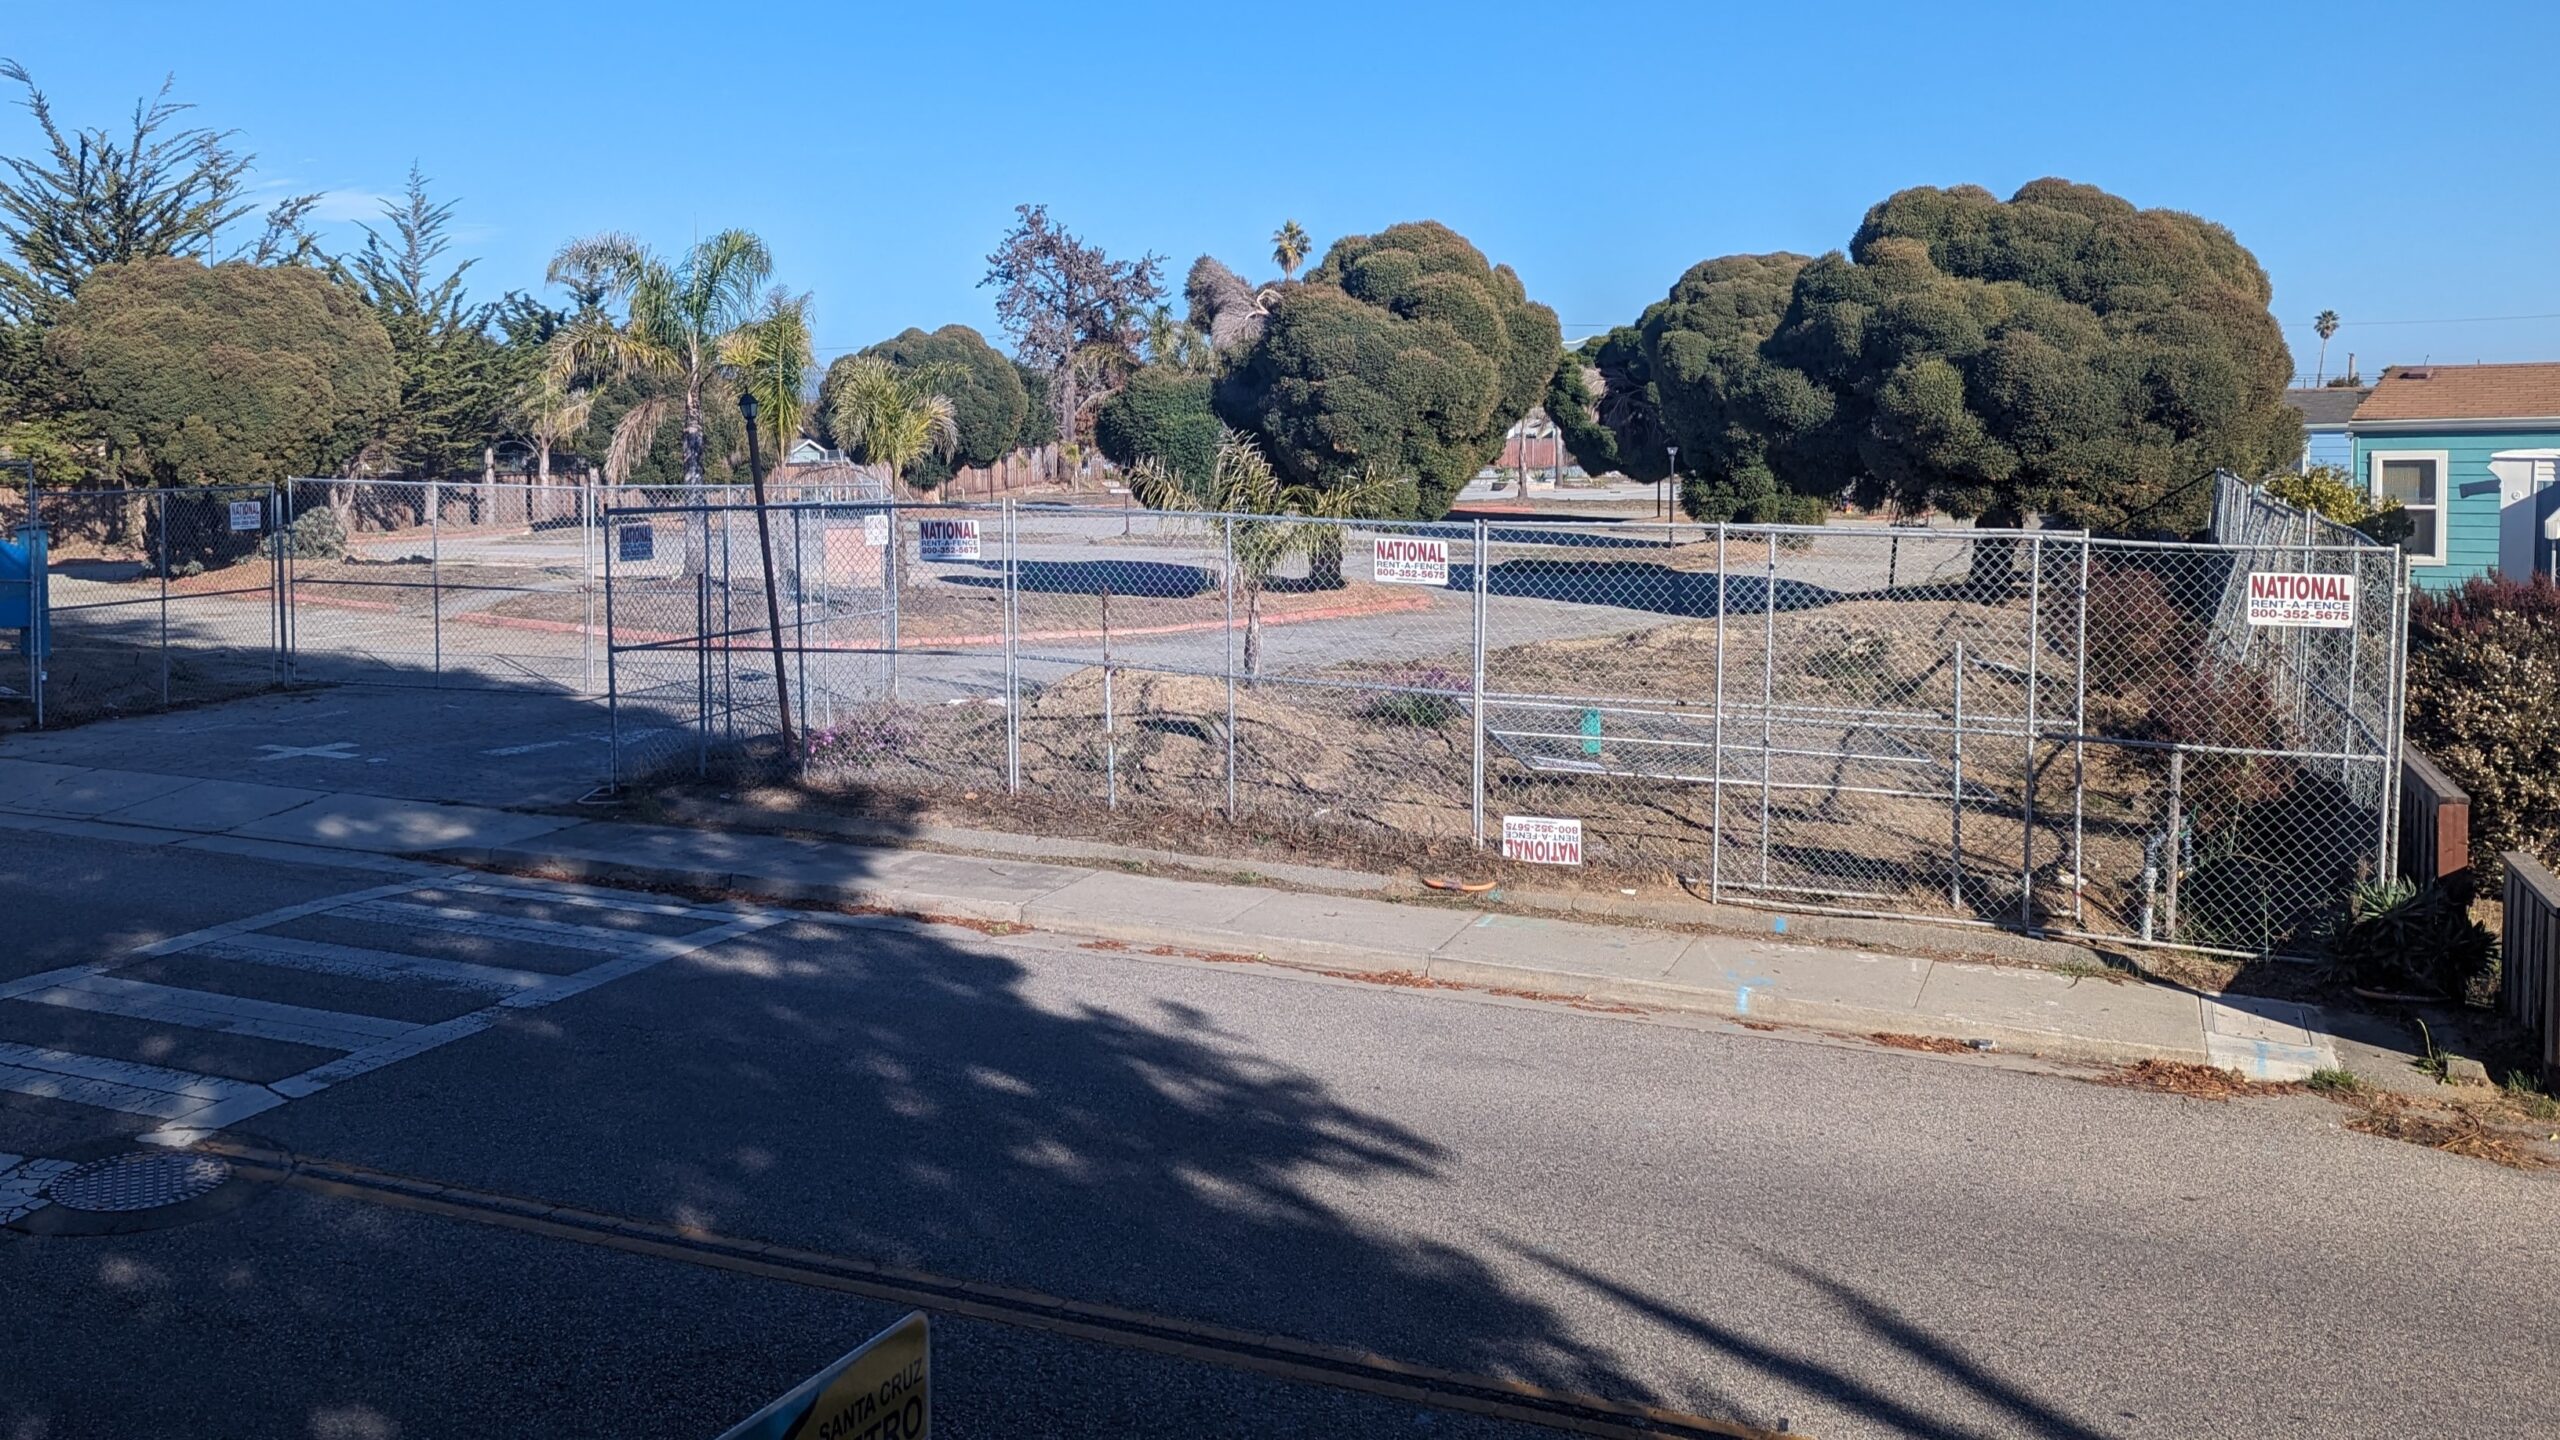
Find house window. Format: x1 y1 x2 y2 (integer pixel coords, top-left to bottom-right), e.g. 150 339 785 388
2372 451 2448 566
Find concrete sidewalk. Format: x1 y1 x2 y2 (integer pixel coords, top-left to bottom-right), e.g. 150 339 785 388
0 755 2341 1077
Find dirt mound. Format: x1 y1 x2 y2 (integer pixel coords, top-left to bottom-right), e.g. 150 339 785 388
1014 666 1475 840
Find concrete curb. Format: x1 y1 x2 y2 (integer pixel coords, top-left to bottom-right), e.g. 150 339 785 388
627 797 2130 970
425 843 2218 1071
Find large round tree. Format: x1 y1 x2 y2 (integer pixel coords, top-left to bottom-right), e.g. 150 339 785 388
53 257 397 485
822 323 1026 487
1637 253 1831 522
1095 365 1220 494
1760 180 2300 532
1219 221 1560 519
1546 326 1665 485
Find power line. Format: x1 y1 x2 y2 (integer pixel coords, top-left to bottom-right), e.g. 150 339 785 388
2285 311 2560 329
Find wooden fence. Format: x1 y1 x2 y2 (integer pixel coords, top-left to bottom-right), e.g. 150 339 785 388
2399 750 2472 899
2503 852 2560 1087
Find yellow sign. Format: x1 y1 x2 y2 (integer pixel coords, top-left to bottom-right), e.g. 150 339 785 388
716 1311 930 1440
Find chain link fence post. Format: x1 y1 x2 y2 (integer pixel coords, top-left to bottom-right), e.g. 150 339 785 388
428 481 443 678
1223 513 1237 821
2382 550 2412 877
278 482 295 683
156 489 171 706
2019 534 2042 927
604 498 619 791
2071 535 2090 926
1710 522 1728 901
1471 517 1488 847
886 500 901 702
2164 746 2184 939
582 482 597 697
1004 499 1020 795
1760 529 1777 888
1950 638 1967 910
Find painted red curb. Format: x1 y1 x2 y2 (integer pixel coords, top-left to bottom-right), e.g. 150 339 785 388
204 584 1436 650
908 593 1437 649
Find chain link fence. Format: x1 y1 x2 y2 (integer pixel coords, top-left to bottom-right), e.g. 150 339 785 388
0 471 2403 956
0 481 285 726
0 475 891 730
605 478 2408 957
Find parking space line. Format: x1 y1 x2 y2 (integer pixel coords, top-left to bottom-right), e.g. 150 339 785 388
13 974 417 1051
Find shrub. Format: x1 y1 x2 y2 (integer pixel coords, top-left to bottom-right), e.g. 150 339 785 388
1095 368 1221 494
259 507 346 561
2405 575 2560 887
2332 878 2497 998
829 325 1027 469
2131 665 2297 826
804 706 925 769
2264 465 2412 546
2083 557 2201 698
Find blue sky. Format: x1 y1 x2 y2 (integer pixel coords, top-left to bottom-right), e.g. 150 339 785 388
8 1 2558 381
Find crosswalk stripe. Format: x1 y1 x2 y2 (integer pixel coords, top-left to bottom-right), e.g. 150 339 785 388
133 876 447 958
434 879 743 921
197 934 554 994
332 899 650 953
0 1042 275 1122
12 974 415 1051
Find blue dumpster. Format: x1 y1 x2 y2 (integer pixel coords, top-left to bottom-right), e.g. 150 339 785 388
1 524 47 654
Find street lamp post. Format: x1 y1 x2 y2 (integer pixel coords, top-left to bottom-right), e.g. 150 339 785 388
1664 445 1679 540
737 392 798 762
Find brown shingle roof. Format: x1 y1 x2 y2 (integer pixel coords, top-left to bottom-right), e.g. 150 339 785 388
2352 362 2560 423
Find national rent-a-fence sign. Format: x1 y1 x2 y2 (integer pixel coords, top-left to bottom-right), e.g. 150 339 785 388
2245 571 2357 629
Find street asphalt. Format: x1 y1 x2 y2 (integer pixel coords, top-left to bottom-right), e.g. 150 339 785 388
2 826 2556 1438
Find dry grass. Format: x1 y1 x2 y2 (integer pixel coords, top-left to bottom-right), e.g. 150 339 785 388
1870 1032 1977 1055
2092 1054 2558 1169
2343 1092 2551 1169
2102 1058 2302 1100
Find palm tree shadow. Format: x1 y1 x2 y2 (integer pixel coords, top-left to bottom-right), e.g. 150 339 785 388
1506 1241 2124 1440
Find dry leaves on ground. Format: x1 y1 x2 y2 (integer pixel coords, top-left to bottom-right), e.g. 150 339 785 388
2101 1058 2301 1100
1869 1032 1975 1055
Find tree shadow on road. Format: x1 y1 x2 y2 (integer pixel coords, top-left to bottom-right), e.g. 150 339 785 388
1508 1242 2125 1440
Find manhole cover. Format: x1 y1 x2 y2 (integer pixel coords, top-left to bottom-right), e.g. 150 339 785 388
41 1151 232 1213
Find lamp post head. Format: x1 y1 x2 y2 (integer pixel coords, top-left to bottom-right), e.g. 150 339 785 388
737 391 760 424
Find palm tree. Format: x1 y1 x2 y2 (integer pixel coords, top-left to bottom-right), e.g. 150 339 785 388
720 287 816 472
512 364 593 487
826 356 961 492
1140 304 1211 373
2313 310 2340 385
1130 428 1394 680
547 229 773 490
1271 220 1311 283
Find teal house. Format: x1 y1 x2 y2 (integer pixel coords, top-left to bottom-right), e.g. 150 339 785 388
2348 362 2560 589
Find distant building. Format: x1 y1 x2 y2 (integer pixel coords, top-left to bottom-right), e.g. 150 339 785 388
2347 363 2560 586
784 439 846 468
1493 408 1565 477
2282 385 2367 472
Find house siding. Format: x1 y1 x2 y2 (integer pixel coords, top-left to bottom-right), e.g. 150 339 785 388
2350 426 2560 589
